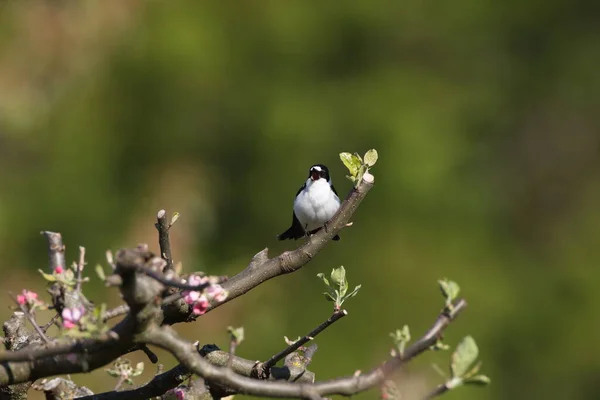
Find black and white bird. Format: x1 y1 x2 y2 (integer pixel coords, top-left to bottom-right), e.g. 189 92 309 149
278 164 342 241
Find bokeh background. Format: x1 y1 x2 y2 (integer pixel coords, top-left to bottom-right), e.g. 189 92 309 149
1 1 599 399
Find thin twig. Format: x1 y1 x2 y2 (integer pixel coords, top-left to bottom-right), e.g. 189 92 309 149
10 295 50 344
162 291 184 305
140 345 159 364
137 268 212 291
424 383 450 399
76 246 86 292
262 309 347 371
113 376 126 391
102 305 130 322
41 313 61 332
155 209 174 272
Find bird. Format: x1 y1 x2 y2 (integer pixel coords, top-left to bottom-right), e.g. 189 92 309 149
278 164 342 241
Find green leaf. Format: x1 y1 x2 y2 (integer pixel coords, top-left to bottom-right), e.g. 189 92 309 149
330 266 347 290
464 361 482 379
451 336 479 378
38 269 57 282
132 362 144 376
64 269 75 281
170 212 180 226
464 375 491 386
317 273 330 287
438 279 460 305
345 284 361 300
430 339 450 351
339 152 361 177
390 325 411 355
227 326 245 345
106 369 120 377
324 292 335 302
95 265 106 281
364 149 378 167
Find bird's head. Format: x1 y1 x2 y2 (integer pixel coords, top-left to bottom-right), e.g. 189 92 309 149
308 164 331 183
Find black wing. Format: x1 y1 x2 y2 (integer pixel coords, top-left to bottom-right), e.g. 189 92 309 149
295 182 306 197
330 184 339 197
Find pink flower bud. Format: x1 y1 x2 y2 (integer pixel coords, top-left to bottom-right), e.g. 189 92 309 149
183 290 200 305
54 265 64 274
17 290 39 306
205 284 228 303
63 320 76 329
174 388 185 400
187 275 208 287
62 307 84 328
192 296 209 315
16 295 26 305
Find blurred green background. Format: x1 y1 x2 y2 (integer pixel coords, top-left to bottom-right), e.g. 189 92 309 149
1 1 599 399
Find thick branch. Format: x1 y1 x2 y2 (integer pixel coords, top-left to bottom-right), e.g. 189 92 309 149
41 231 65 272
142 299 466 399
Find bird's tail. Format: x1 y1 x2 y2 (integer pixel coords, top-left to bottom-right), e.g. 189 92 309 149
277 228 298 241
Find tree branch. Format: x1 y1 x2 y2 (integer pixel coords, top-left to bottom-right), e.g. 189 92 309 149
41 231 65 272
15 303 50 345
0 332 119 362
141 298 466 399
260 309 347 373
424 383 450 399
76 246 86 292
155 209 174 272
78 364 191 400
102 305 130 322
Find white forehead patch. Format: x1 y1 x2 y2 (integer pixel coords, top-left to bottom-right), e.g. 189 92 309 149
311 165 322 172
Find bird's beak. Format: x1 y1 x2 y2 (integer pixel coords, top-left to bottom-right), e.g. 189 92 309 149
310 170 320 181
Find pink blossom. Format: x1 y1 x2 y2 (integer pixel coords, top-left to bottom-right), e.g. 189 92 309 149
54 265 64 274
174 388 185 400
183 290 200 305
62 307 84 329
17 290 38 305
206 284 228 303
187 274 208 287
63 320 76 329
192 296 209 315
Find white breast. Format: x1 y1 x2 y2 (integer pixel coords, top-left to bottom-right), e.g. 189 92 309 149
294 179 341 232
